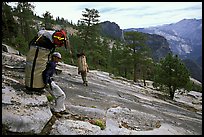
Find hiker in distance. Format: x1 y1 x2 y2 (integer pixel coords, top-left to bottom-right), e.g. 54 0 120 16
42 52 69 116
77 52 89 86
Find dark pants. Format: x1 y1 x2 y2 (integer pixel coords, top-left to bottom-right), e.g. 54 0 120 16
80 71 87 84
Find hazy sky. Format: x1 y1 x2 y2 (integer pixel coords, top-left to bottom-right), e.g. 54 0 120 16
9 2 202 29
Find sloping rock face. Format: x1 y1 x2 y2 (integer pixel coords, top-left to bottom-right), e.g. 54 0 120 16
2 86 52 134
2 47 202 135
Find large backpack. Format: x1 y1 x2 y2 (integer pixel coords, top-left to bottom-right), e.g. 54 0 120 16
25 30 67 91
78 55 88 72
25 46 52 90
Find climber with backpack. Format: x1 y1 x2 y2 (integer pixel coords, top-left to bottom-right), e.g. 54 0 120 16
25 29 69 91
25 29 70 117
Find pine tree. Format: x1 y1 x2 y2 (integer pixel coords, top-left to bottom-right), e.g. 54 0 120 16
124 31 149 83
153 53 190 99
2 2 18 44
14 2 35 42
77 8 100 52
77 8 101 69
43 11 53 29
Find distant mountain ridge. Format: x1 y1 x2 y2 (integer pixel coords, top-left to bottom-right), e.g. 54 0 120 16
124 19 202 63
99 19 202 83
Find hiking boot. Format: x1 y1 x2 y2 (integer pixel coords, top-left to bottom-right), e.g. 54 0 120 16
52 112 62 118
59 110 70 115
25 88 45 95
83 82 88 86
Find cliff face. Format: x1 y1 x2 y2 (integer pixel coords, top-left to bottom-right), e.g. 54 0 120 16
2 46 202 135
99 21 123 40
144 33 172 61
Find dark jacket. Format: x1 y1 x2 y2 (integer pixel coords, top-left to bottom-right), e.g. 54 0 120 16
42 61 57 85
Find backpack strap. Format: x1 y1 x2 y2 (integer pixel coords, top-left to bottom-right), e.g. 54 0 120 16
30 47 40 88
35 34 43 44
34 30 46 45
47 47 55 63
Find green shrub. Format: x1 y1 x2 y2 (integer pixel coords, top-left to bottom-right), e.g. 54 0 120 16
95 119 106 130
47 94 54 102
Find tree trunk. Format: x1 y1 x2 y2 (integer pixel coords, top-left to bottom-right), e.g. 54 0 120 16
124 68 127 78
133 63 137 82
133 49 137 82
169 86 174 100
143 78 146 86
143 71 146 86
